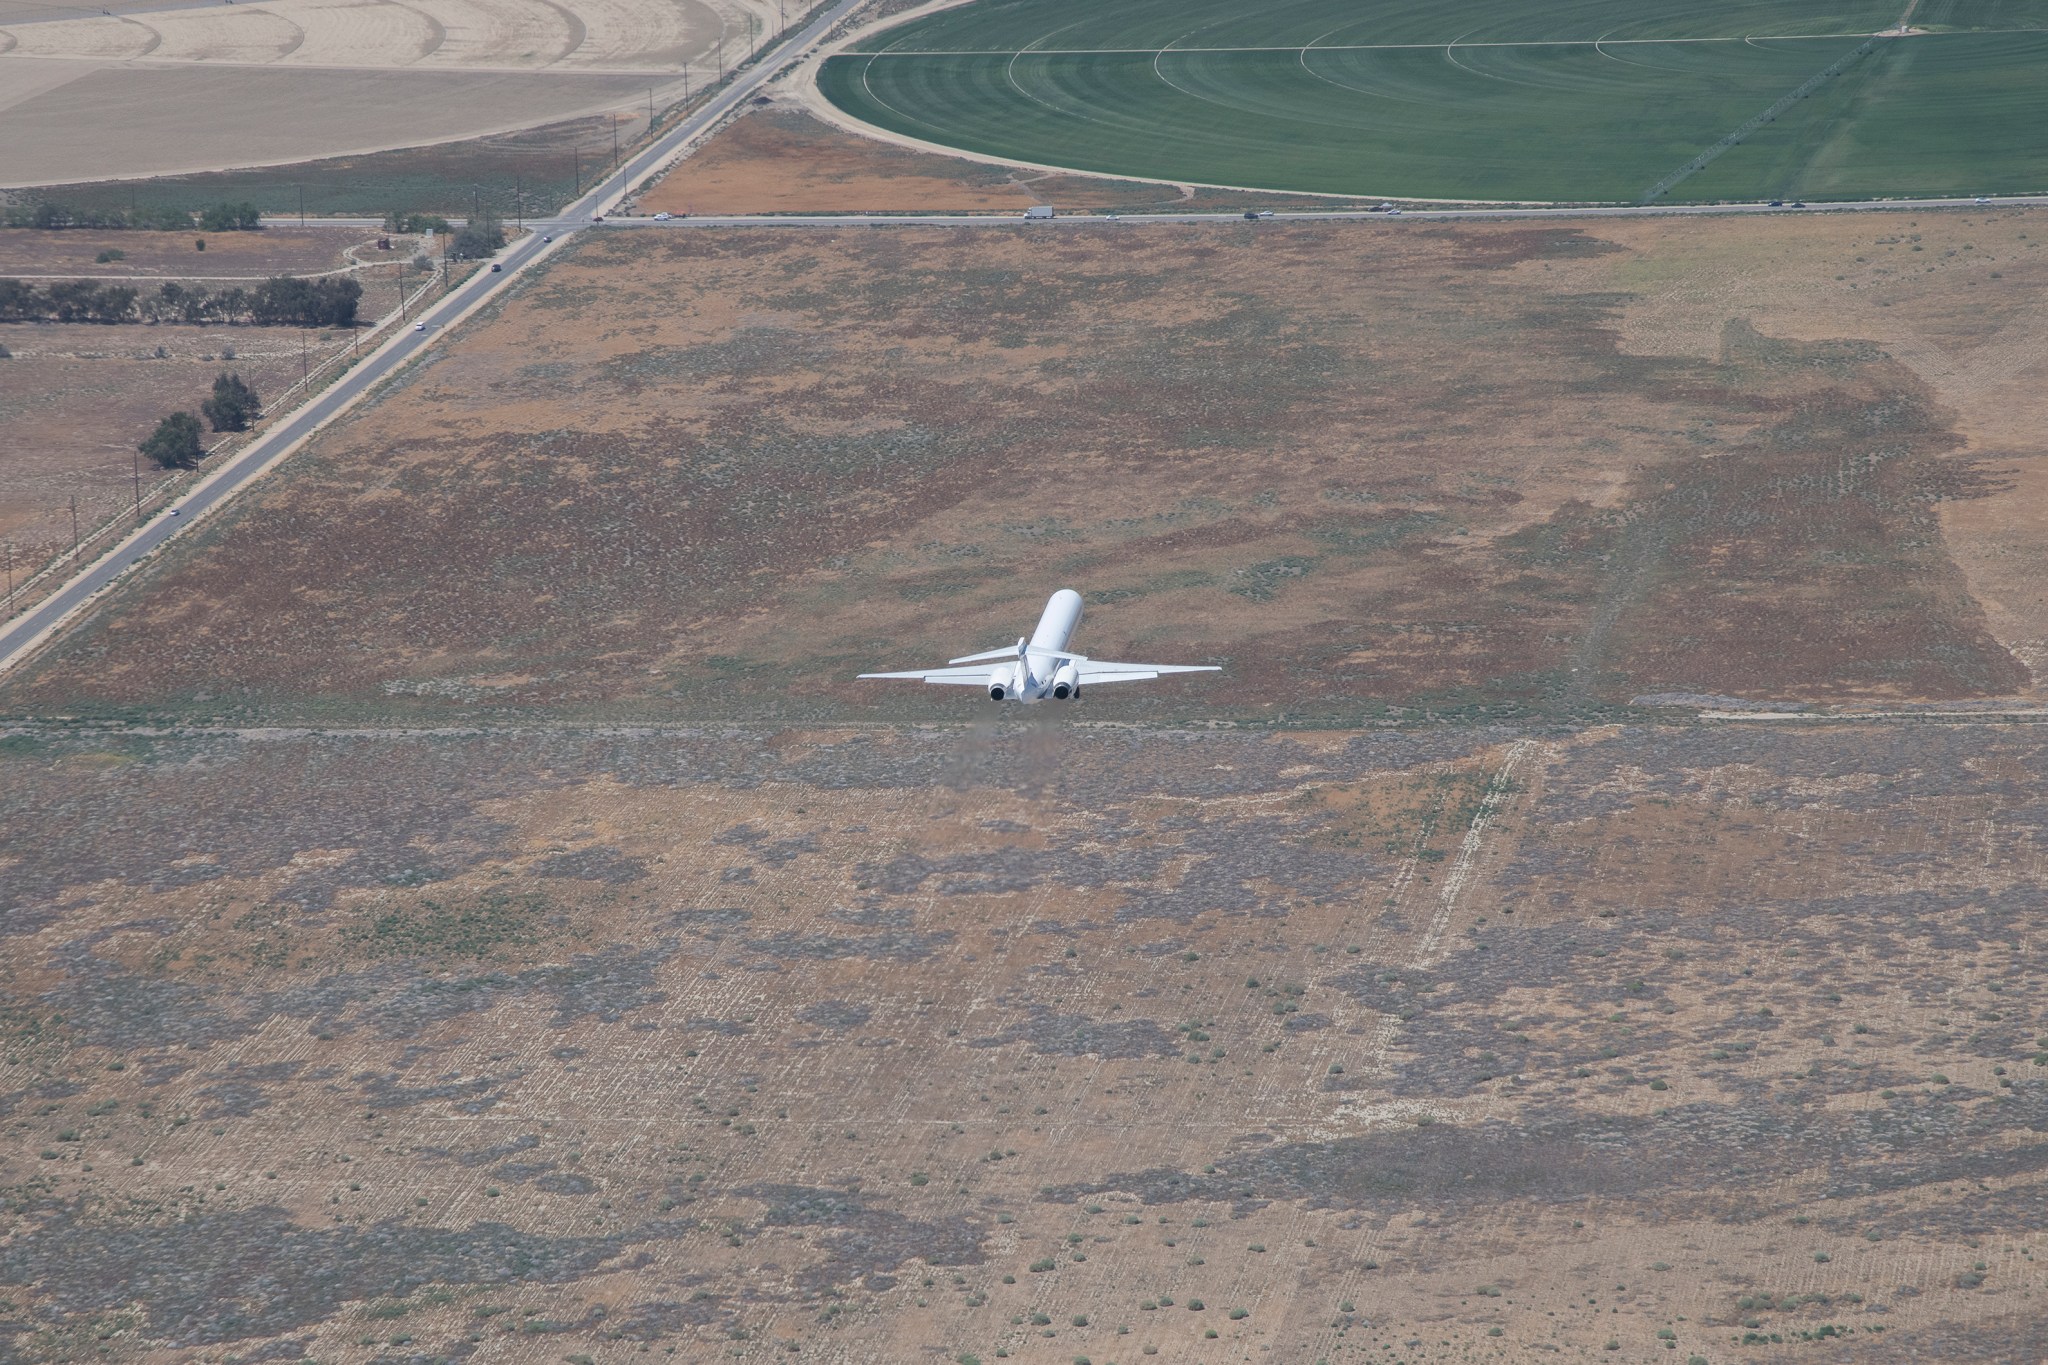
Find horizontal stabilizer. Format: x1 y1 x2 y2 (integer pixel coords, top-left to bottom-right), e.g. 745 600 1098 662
946 645 1023 665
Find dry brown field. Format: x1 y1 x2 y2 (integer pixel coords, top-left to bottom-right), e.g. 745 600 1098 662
0 325 348 573
640 107 1376 216
0 230 394 584
4 206 2048 1363
0 227 366 279
7 210 2045 721
2 719 2047 1364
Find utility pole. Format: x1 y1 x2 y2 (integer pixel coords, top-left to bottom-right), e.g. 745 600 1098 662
300 329 308 389
70 496 79 561
515 173 523 230
611 114 620 174
648 87 654 130
717 34 724 81
4 542 11 602
132 447 141 522
397 260 407 323
298 184 305 225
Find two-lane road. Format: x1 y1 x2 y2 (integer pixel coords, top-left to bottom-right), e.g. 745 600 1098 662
588 193 2046 232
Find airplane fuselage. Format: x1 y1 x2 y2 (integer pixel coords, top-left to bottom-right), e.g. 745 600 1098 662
990 589 1084 702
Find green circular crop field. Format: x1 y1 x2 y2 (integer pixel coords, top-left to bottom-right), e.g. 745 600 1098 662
818 0 2048 202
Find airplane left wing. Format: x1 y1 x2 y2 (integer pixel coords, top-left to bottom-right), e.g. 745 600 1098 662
856 665 999 686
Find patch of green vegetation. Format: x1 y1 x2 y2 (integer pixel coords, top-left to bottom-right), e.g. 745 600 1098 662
343 890 554 959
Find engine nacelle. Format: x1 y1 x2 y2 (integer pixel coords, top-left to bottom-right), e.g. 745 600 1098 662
987 665 1012 701
1050 663 1080 700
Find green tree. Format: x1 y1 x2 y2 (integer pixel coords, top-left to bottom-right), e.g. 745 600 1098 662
199 201 261 232
448 212 505 261
140 411 205 469
384 210 450 234
201 371 261 432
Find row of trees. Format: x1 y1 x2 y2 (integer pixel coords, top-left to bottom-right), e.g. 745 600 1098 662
0 276 361 327
140 373 263 469
3 201 262 231
385 211 451 234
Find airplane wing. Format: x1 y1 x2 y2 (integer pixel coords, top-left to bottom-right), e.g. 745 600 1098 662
857 665 999 686
1075 660 1220 684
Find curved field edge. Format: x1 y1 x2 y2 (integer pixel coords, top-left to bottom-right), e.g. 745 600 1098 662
813 0 2048 204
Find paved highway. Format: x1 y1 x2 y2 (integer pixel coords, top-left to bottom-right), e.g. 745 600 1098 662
0 0 871 678
585 193 2047 231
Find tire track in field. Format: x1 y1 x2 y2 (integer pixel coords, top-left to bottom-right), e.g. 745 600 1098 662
1299 739 1541 1361
1639 31 1883 201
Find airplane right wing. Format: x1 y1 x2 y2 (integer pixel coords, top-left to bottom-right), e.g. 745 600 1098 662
1074 660 1219 685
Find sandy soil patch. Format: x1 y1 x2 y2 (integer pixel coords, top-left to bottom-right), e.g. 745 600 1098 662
0 0 766 70
1534 208 2048 693
0 0 784 181
0 64 661 186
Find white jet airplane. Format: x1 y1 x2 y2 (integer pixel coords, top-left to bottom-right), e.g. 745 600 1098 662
859 589 1218 702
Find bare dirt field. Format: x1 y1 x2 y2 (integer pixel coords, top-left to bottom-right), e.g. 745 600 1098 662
0 64 665 188
0 0 784 184
6 211 2045 722
1 718 2046 1363
641 106 1375 216
0 226 366 279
